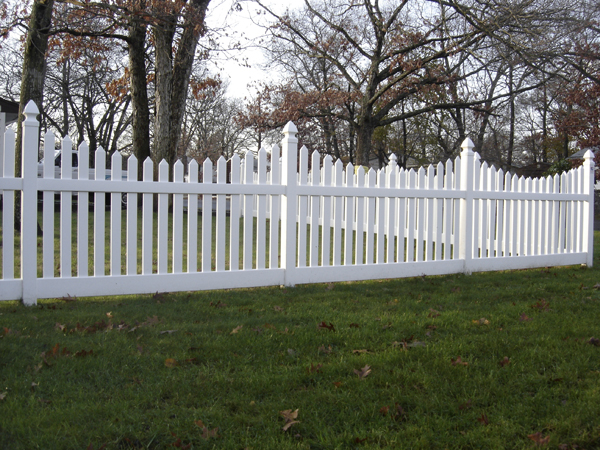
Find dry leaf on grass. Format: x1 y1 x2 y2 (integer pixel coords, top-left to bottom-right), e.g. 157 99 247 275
164 358 178 368
451 357 468 366
527 432 550 446
354 365 372 379
499 356 511 367
279 409 300 431
230 325 243 334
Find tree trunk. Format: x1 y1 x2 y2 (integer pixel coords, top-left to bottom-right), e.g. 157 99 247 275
153 18 176 167
128 11 151 180
154 0 210 176
15 0 55 231
355 120 375 166
507 65 515 168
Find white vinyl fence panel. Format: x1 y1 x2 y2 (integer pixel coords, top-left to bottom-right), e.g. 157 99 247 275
0 101 595 305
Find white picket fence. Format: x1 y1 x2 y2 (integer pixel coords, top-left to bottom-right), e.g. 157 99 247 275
0 101 595 305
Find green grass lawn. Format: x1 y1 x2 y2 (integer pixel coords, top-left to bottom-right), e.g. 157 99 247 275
1 235 600 449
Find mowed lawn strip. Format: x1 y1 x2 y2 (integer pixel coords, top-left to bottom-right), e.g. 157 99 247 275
1 236 600 449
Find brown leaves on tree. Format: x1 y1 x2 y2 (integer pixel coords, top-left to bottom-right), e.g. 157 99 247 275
528 432 550 446
354 365 372 379
279 409 300 432
451 356 468 366
318 321 335 332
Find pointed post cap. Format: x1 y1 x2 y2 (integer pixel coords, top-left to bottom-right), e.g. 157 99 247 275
23 100 40 125
583 149 595 161
24 100 39 115
461 137 475 155
283 121 298 142
283 121 298 134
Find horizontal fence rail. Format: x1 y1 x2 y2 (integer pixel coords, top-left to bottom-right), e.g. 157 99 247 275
0 101 595 305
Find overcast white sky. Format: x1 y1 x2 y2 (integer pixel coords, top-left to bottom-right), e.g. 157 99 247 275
205 0 306 99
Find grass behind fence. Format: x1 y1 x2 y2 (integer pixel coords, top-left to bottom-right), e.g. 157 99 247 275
1 234 600 448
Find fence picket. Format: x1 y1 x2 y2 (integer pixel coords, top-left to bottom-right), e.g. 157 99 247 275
202 158 213 272
321 155 333 266
365 168 376 264
243 152 253 270
94 149 106 276
256 149 268 269
406 169 416 262
376 169 386 264
345 163 355 265
59 136 73 277
126 155 138 275
42 132 55 278
2 129 15 279
397 168 407 262
216 156 227 271
187 160 199 272
385 158 396 263
426 164 435 261
356 167 365 264
172 160 184 273
435 162 444 261
230 155 241 270
269 145 280 269
333 160 344 266
310 150 321 267
298 146 308 267
110 151 122 275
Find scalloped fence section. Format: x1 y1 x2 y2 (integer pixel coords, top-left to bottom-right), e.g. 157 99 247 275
0 102 595 305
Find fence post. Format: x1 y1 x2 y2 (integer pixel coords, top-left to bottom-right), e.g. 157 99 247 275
583 150 595 267
21 100 40 305
281 122 298 286
459 138 475 274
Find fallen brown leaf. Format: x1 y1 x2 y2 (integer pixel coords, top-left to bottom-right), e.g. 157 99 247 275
307 363 323 374
499 356 511 367
280 409 300 432
0 392 6 401
458 399 472 410
230 325 243 335
451 356 468 366
519 313 532 322
472 318 490 325
527 432 550 446
477 413 489 425
588 337 600 347
318 321 335 332
428 308 441 318
354 365 372 379
164 358 178 368
352 349 369 354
